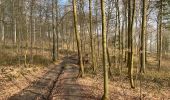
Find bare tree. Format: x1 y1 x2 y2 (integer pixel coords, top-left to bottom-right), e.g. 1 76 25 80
127 0 136 88
101 0 109 99
73 0 84 77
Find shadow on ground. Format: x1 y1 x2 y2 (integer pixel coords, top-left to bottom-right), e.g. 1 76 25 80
8 55 99 100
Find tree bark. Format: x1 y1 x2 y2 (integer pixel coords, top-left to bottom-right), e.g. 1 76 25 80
140 0 147 73
158 0 163 71
89 0 96 72
30 0 34 63
127 0 135 88
101 0 109 99
73 0 84 77
52 0 56 61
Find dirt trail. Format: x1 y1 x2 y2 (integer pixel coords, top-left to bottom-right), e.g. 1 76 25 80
8 56 97 100
4 55 170 100
49 56 97 100
8 57 65 100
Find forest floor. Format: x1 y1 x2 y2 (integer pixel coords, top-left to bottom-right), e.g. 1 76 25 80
0 51 170 99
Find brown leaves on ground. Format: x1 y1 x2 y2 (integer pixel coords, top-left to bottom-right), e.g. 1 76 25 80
0 62 60 100
77 76 170 100
0 55 170 100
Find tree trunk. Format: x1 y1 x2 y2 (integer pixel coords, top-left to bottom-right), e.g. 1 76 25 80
140 0 147 73
101 0 109 99
73 0 84 77
89 0 96 71
52 0 56 61
1 16 4 42
30 0 34 63
158 0 163 71
55 0 59 59
127 0 135 88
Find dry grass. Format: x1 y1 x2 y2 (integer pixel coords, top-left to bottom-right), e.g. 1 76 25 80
0 43 169 99
83 51 170 99
0 44 53 96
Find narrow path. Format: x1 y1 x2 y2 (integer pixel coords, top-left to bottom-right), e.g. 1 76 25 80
8 56 97 100
49 56 97 100
8 57 66 100
7 55 170 100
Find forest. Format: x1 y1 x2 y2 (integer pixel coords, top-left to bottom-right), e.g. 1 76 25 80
0 0 170 100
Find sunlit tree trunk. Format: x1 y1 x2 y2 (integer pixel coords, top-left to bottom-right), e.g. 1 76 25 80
122 1 128 62
14 19 17 44
1 14 4 42
106 0 112 76
89 0 96 71
158 0 163 71
101 0 109 99
121 15 125 72
33 19 36 46
73 0 84 77
127 0 135 88
140 0 147 73
30 0 34 63
55 0 59 59
116 0 121 72
114 0 117 67
95 0 100 60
